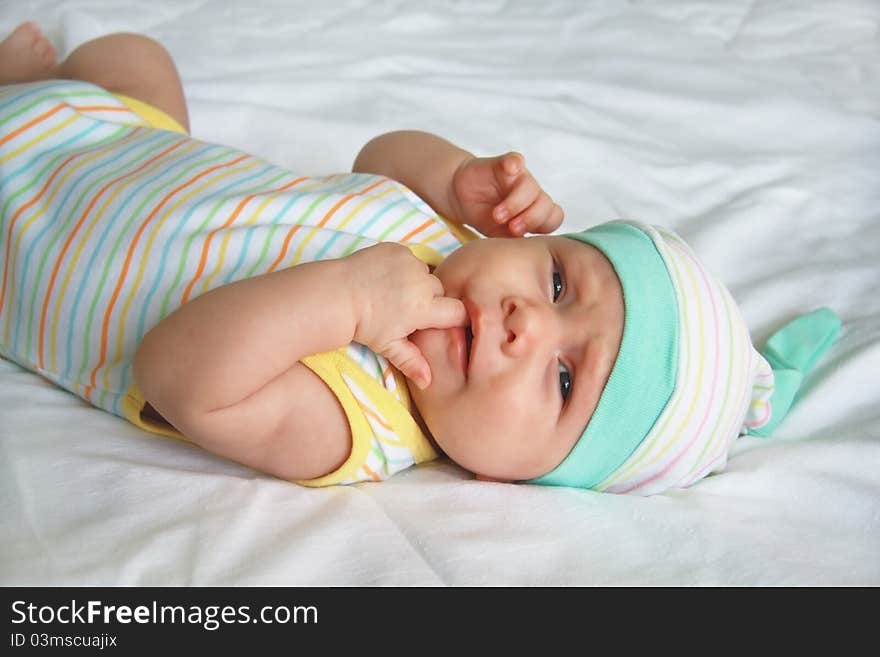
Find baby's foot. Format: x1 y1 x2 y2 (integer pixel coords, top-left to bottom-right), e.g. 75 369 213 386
0 22 58 84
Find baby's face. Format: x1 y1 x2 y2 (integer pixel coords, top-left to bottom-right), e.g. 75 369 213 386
408 235 624 482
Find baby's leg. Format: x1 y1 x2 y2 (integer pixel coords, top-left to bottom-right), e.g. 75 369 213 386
0 22 189 133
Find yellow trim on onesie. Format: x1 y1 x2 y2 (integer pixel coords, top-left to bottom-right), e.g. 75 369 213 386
404 221 476 267
122 384 188 441
299 348 438 486
113 93 187 135
436 216 480 246
406 243 444 267
122 348 439 487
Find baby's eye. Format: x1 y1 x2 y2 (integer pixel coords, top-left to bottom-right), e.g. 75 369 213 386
559 362 572 402
552 268 564 303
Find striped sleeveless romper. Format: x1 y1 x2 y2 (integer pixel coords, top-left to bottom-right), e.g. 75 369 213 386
0 80 474 485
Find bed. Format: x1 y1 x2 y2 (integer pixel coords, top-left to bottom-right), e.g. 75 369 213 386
2 0 878 586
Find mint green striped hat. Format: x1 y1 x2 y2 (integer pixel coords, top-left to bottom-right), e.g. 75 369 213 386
529 220 840 495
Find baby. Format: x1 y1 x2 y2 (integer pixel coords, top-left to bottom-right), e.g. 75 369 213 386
0 24 841 495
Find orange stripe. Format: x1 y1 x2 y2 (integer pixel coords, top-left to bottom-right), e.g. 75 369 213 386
180 195 255 304
264 224 304 274
0 150 82 317
85 154 251 396
0 103 64 148
180 176 308 304
38 137 185 369
71 105 130 113
399 218 434 242
361 403 393 432
362 464 382 482
266 177 387 273
266 194 354 271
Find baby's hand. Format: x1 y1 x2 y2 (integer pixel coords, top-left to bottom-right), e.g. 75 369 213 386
451 152 564 238
345 243 467 389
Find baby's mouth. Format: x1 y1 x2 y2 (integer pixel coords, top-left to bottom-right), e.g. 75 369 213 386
461 297 479 374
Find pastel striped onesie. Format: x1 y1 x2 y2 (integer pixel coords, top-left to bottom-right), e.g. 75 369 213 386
0 80 474 486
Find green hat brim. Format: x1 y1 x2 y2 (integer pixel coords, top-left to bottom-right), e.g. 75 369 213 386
528 222 679 489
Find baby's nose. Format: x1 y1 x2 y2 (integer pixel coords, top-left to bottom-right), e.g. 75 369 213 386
501 297 553 356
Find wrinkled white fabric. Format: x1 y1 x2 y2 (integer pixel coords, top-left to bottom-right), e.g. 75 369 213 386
1 0 878 585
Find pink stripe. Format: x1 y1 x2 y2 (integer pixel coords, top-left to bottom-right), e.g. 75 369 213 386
618 243 722 494
686 365 755 485
685 452 725 487
685 319 756 485
745 399 772 429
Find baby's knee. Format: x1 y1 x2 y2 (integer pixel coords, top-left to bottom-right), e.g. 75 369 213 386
65 32 178 91
107 33 178 78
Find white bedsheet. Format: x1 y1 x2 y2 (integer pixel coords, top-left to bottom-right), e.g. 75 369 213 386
2 0 878 585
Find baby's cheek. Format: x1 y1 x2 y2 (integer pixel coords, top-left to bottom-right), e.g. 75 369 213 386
432 265 464 299
433 242 483 289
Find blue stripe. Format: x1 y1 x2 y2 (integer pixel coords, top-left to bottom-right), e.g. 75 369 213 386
134 164 279 340
225 174 370 283
92 145 241 411
0 122 103 262
353 197 407 240
112 162 282 414
220 183 321 284
314 195 404 260
71 144 234 408
12 128 156 356
61 139 211 383
9 126 148 355
0 80 73 115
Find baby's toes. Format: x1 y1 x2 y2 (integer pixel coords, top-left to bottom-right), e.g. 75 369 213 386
18 21 41 42
34 37 57 67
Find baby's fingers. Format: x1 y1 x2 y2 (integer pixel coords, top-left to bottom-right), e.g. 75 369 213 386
428 296 468 329
532 202 565 234
496 151 525 179
382 338 432 390
493 175 539 225
508 193 564 236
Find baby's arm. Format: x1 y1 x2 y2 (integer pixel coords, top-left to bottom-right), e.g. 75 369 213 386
353 130 563 237
134 258 359 479
133 244 464 481
353 130 471 226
